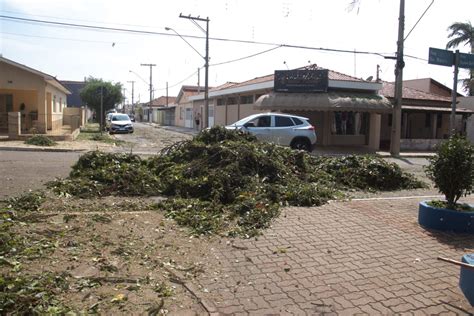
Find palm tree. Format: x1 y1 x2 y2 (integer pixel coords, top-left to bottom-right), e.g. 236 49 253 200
446 21 474 96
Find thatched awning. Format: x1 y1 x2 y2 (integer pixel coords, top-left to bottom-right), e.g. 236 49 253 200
255 92 393 113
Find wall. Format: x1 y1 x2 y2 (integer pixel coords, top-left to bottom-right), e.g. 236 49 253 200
0 61 46 131
0 89 37 131
45 83 67 132
401 138 443 151
63 107 83 128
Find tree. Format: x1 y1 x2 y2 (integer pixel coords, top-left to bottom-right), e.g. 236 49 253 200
446 21 474 96
80 77 123 129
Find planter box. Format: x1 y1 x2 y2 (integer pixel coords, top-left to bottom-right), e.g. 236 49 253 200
460 254 474 306
418 201 474 233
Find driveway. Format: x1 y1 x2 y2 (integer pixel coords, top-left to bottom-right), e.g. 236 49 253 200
197 196 474 315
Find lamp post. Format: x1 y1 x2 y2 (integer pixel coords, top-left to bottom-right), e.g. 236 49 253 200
166 15 210 128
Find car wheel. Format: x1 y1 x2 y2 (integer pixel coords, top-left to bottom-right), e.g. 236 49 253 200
291 138 311 152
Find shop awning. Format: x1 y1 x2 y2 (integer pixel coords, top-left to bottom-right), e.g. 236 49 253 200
255 92 393 113
402 105 474 114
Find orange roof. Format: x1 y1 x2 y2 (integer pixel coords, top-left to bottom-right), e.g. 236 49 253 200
151 96 177 106
209 65 366 92
381 82 451 103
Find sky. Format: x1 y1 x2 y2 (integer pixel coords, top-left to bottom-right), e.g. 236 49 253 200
1 0 473 104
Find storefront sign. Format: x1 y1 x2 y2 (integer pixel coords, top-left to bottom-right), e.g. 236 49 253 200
274 69 329 93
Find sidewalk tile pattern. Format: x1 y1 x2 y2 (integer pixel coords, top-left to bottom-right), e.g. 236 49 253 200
197 198 474 315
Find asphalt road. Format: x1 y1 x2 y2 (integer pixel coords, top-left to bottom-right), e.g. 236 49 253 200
0 150 81 199
0 123 431 199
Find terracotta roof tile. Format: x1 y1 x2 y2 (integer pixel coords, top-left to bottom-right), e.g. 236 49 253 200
151 96 177 106
381 82 451 103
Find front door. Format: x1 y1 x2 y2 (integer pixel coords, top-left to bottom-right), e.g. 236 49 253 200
185 108 193 128
0 94 13 131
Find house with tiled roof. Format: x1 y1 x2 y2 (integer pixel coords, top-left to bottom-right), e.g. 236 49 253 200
175 85 205 128
141 96 178 126
380 81 472 150
0 56 72 138
189 65 391 150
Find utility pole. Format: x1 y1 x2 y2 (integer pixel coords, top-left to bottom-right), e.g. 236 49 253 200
180 14 210 128
390 0 405 156
166 81 169 107
100 85 103 134
127 80 135 114
140 63 156 122
450 50 460 134
197 67 201 93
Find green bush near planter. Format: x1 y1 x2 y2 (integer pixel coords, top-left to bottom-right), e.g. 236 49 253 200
24 135 56 147
424 135 474 209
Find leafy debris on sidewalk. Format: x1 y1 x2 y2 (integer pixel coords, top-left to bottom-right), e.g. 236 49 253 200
48 127 424 237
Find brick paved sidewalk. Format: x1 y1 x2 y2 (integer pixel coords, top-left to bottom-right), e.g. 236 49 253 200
197 197 474 315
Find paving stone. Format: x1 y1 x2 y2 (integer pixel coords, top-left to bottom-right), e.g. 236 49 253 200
196 197 474 315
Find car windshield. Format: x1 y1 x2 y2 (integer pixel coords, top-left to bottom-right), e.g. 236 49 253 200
112 115 129 121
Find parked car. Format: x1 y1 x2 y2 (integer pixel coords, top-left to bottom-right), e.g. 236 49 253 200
108 113 134 134
226 113 316 151
129 114 136 122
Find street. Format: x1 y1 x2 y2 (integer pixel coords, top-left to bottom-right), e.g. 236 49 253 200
111 122 192 154
0 150 81 199
0 124 435 200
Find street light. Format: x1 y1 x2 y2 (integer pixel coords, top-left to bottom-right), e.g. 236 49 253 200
165 27 204 59
166 15 209 128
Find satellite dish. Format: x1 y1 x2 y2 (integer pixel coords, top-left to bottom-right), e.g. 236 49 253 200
366 76 373 81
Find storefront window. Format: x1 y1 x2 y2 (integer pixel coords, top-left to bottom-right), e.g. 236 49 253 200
332 111 366 135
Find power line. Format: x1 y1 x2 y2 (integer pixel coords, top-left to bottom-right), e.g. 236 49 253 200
0 10 167 31
155 69 200 91
2 31 117 44
0 14 423 60
210 45 282 66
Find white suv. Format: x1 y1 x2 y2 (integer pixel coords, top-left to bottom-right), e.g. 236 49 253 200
226 113 317 151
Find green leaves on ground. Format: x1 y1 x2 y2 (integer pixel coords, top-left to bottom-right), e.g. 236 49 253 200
49 126 425 236
0 273 71 314
24 135 56 147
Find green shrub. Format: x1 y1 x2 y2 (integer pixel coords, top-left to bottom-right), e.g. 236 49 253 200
424 135 474 209
24 135 56 146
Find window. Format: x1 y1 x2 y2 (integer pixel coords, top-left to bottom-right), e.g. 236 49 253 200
239 95 253 104
425 113 431 128
217 98 225 106
275 116 294 127
59 98 62 112
437 113 442 128
292 117 303 125
332 111 364 135
246 115 271 128
227 97 237 105
388 114 392 127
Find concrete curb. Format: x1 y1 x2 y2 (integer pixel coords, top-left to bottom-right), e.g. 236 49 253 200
0 146 87 153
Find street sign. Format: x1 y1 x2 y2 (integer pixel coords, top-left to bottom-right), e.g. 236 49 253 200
459 52 474 69
428 47 454 67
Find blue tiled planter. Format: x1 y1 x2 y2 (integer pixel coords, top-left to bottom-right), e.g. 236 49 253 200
418 201 474 233
460 254 474 306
